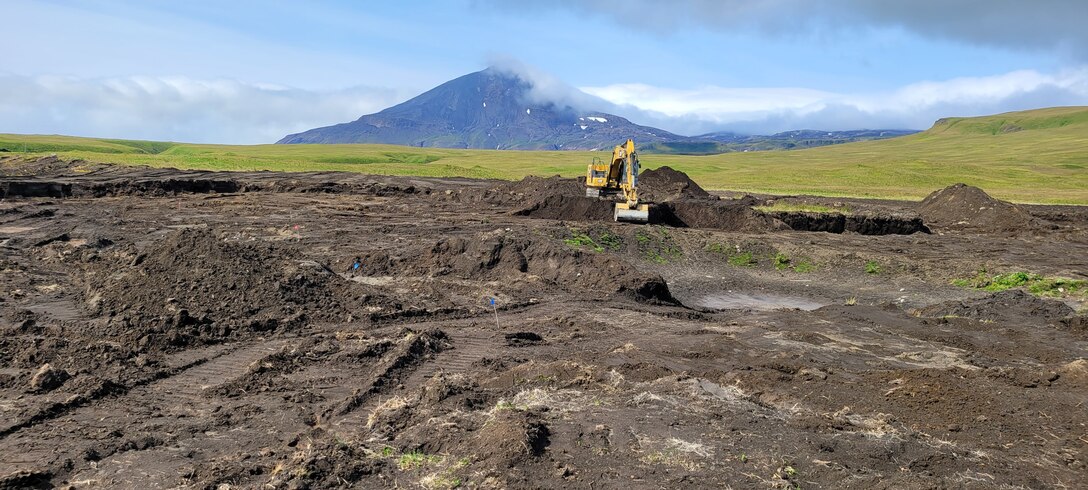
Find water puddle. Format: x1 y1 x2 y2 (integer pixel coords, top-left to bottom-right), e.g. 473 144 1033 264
695 292 824 311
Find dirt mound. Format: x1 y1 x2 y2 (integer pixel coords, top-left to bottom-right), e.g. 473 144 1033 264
267 429 381 488
511 167 712 221
917 289 1074 326
514 194 614 221
84 229 370 349
918 183 1035 232
638 166 710 202
517 195 790 233
436 233 674 303
470 409 550 465
366 230 675 303
498 175 582 199
655 199 789 232
503 176 611 221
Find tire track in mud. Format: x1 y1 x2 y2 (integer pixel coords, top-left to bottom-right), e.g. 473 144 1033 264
0 342 233 441
326 328 499 439
414 330 497 379
142 340 289 400
319 331 446 424
0 340 289 480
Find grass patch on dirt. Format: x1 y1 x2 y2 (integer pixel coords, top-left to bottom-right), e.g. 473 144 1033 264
637 227 683 263
953 270 1088 298
368 445 466 488
398 450 443 471
706 242 757 267
728 251 756 267
865 260 881 274
6 106 1088 204
771 251 817 273
707 243 816 272
420 472 463 490
562 228 622 253
792 259 816 273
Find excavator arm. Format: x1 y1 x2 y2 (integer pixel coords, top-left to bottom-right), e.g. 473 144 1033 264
585 139 650 223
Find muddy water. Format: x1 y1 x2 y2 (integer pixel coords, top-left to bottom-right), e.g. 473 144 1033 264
694 292 824 311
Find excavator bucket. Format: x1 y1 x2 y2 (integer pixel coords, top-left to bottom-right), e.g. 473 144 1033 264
614 202 650 223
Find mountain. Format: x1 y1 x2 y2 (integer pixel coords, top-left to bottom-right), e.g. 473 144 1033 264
277 68 684 150
278 67 917 152
699 129 917 145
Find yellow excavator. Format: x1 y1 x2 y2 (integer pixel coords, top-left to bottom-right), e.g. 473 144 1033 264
585 139 650 223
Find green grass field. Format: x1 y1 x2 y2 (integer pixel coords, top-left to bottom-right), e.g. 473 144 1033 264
2 106 1086 204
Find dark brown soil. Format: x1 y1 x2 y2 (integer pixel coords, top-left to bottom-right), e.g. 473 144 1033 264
655 199 788 232
514 194 614 221
637 165 711 202
770 211 929 235
917 289 1075 326
918 183 1039 232
2 156 1087 489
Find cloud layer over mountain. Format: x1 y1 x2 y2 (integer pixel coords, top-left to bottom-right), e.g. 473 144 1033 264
0 74 400 144
4 65 1086 143
582 68 1088 134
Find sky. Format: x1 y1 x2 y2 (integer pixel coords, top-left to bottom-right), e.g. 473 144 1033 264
2 0 1087 143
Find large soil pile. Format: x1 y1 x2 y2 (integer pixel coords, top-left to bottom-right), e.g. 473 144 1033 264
498 176 612 220
918 183 1035 232
513 194 614 221
83 229 374 348
638 166 711 202
509 168 777 231
360 230 675 303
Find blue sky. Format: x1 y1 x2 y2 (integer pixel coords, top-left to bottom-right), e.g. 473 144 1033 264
2 0 1086 143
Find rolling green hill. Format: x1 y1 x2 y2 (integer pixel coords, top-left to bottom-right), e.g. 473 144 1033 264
2 107 1086 204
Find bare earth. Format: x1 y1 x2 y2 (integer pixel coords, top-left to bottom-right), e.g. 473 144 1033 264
1 157 1086 489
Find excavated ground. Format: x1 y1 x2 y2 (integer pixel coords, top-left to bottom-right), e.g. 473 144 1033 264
1 157 1087 489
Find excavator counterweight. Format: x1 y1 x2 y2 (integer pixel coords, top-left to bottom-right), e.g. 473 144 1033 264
585 139 650 223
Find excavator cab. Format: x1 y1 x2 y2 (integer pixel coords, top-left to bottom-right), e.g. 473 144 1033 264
585 139 650 223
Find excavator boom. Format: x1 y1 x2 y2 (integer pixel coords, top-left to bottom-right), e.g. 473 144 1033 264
585 139 650 223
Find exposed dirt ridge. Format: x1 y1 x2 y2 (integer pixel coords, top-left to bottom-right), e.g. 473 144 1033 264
918 182 1039 232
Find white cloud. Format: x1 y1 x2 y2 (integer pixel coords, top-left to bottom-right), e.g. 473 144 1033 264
0 75 403 144
581 68 1088 134
486 55 608 112
582 84 836 116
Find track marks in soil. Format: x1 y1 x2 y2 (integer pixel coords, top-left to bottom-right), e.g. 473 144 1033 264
313 331 444 423
0 340 288 481
144 340 290 402
327 328 496 440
